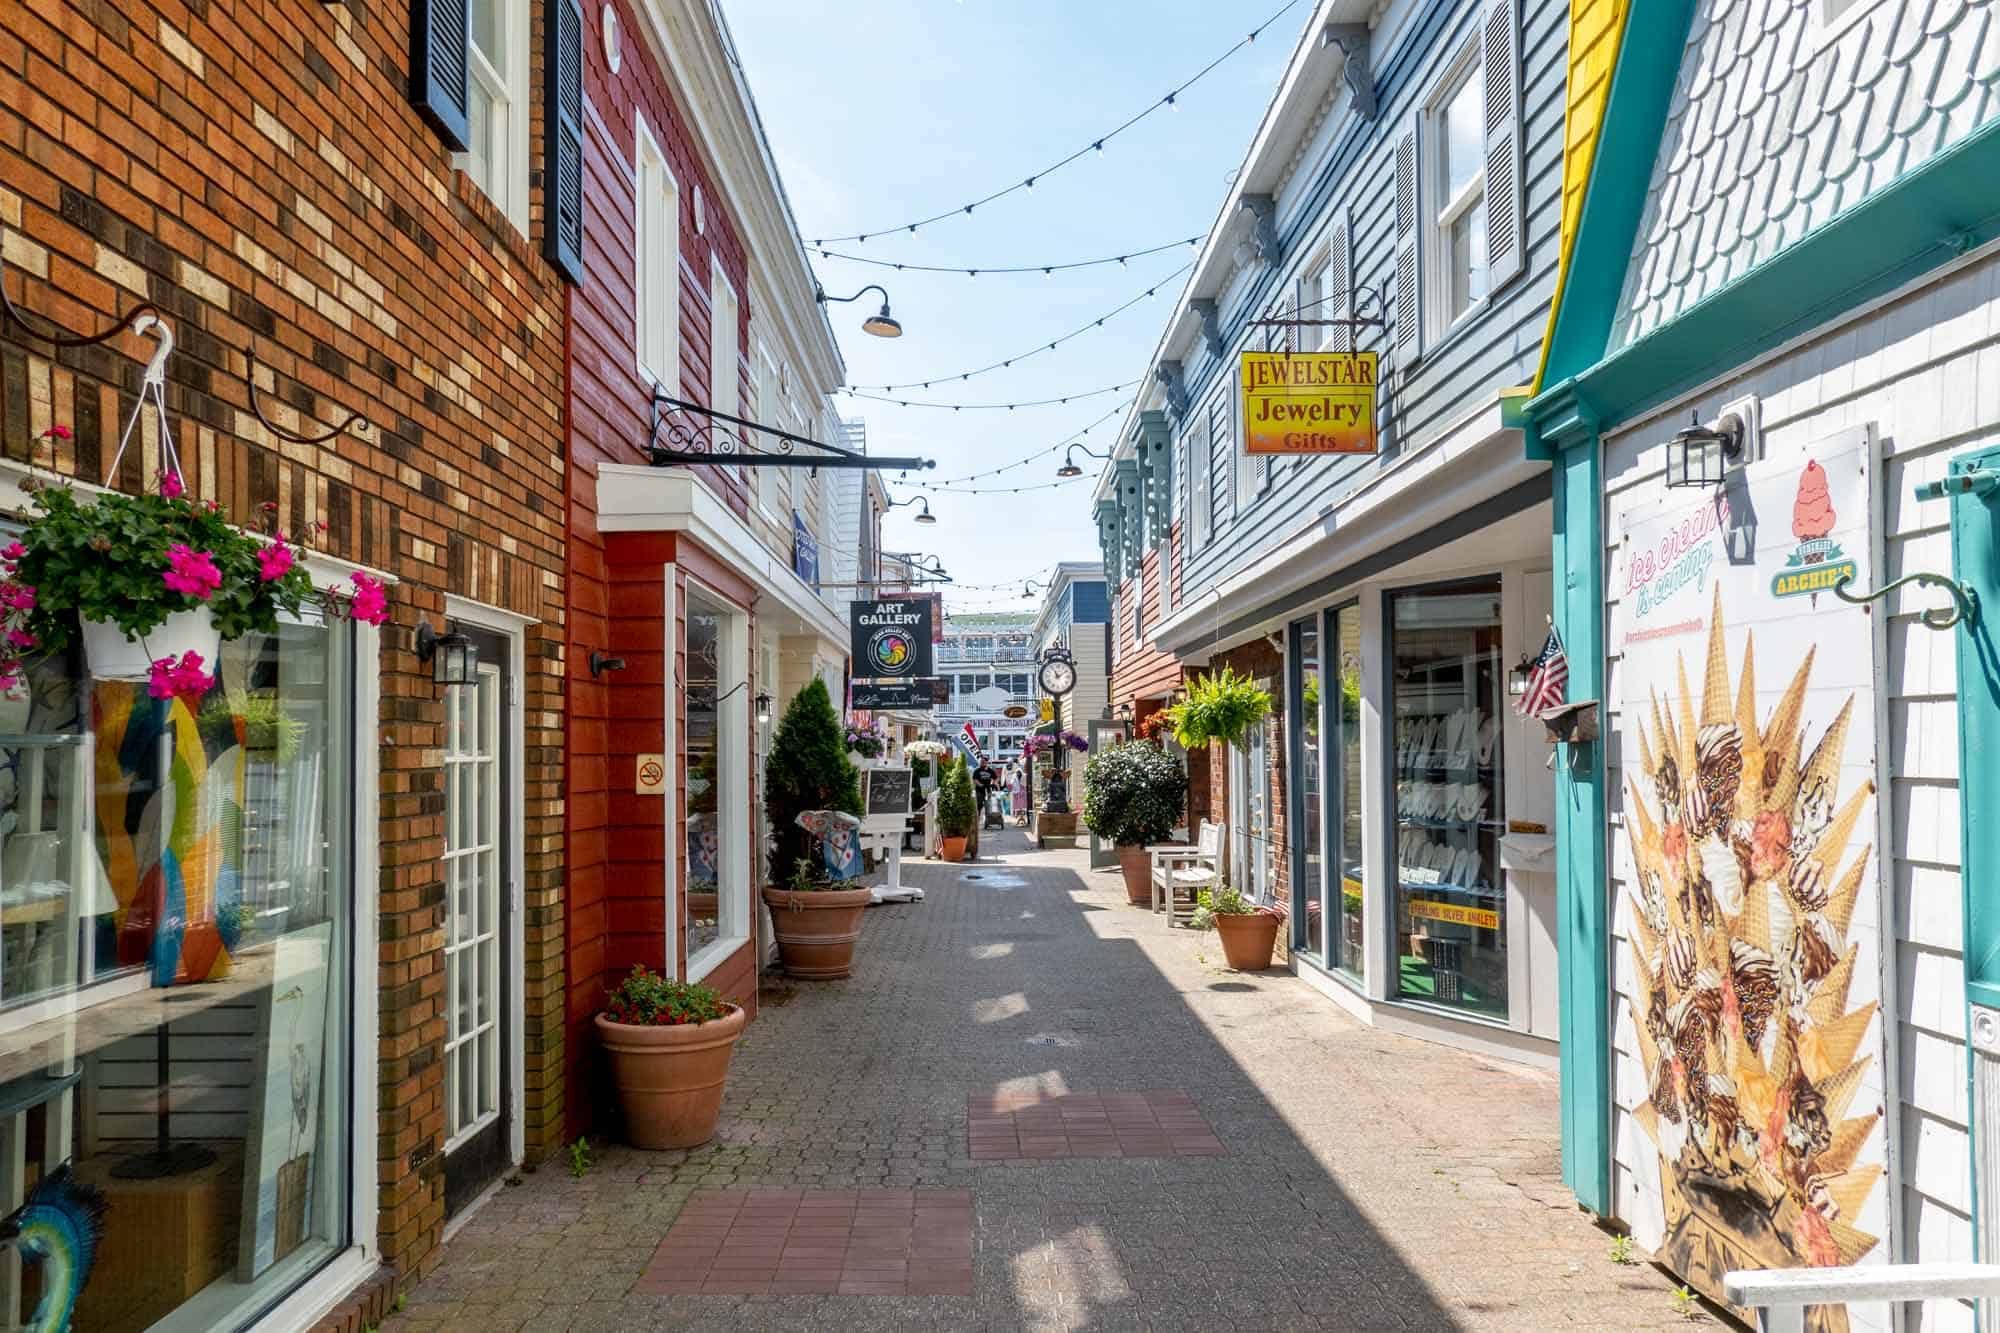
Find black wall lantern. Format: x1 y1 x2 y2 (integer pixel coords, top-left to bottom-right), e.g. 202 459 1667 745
1665 410 1745 489
415 619 477 687
756 690 774 726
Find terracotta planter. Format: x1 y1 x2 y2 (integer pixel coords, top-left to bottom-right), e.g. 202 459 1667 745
939 835 967 862
761 885 874 979
595 1004 747 1149
1117 844 1152 904
1214 912 1280 970
688 891 719 919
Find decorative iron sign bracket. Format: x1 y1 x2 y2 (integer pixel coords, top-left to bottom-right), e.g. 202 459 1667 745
1245 284 1389 338
644 390 934 472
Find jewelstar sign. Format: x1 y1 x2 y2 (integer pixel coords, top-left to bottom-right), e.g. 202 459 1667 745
1240 350 1378 455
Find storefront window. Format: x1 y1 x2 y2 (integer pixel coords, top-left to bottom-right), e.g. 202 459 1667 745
1289 615 1324 965
1329 603 1364 981
0 616 355 1332
683 589 747 980
1389 581 1505 1019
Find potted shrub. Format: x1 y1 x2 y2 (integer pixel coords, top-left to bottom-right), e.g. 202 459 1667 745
0 428 387 687
936 756 974 861
1192 885 1285 970
761 680 871 978
1081 741 1188 904
1165 666 1272 750
595 966 746 1149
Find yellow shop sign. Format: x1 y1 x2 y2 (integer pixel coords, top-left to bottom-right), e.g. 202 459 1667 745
1240 350 1378 456
1407 898 1499 930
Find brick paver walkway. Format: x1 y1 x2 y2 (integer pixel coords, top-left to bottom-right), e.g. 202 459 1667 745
390 831 1694 1331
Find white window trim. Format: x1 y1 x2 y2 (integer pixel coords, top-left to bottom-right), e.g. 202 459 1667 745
1423 40 1489 346
683 578 751 983
459 0 531 233
633 112 681 393
710 258 741 421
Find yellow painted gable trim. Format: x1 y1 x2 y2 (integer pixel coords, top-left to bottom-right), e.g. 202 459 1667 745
1530 0 1634 393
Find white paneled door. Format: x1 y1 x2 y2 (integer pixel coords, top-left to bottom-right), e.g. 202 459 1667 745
443 639 511 1216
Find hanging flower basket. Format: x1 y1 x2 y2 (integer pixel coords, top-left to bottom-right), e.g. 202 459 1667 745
0 426 389 695
1165 667 1272 749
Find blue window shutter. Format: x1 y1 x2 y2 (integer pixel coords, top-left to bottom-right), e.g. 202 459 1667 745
545 0 586 282
410 0 470 151
1483 0 1525 291
1392 117 1421 366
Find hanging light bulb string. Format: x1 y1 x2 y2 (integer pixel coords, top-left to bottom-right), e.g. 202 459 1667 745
852 269 1189 392
814 235 1199 277
918 400 1131 485
805 0 1303 245
843 379 1139 411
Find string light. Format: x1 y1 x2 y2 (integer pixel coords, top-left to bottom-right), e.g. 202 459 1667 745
911 401 1132 485
813 235 1198 277
842 380 1139 411
803 0 1304 245
851 267 1189 391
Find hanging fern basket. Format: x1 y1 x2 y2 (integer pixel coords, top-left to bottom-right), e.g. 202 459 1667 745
1166 667 1273 749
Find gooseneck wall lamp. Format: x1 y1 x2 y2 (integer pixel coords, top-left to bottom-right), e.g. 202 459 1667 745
715 680 775 725
886 494 936 525
815 283 904 338
1055 442 1113 478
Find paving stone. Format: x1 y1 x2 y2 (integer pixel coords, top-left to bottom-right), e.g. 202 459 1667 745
393 831 1693 1330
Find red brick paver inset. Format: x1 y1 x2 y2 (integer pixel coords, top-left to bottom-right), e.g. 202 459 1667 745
633 1188 975 1297
966 1089 1225 1160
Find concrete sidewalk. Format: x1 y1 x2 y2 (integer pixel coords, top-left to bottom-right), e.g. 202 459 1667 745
387 830 1694 1331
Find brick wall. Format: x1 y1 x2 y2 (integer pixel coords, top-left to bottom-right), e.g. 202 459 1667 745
0 0 570 1287
563 0 757 1138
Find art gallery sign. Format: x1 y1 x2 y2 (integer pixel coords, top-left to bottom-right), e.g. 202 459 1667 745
1239 350 1379 456
849 597 935 680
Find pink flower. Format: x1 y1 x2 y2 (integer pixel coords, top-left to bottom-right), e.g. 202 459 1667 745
257 542 294 582
40 425 72 441
158 470 185 499
0 673 19 695
2 584 36 613
162 544 222 600
1 542 24 563
147 651 214 703
347 571 388 625
5 630 35 650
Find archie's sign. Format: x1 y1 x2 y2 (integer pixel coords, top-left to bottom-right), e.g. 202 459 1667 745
1239 350 1378 456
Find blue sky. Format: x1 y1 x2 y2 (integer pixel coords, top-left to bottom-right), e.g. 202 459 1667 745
721 0 1303 613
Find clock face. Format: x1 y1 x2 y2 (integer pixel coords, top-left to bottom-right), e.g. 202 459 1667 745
1039 658 1076 697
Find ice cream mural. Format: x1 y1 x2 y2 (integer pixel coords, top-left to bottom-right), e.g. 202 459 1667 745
1617 430 1885 1332
1773 459 1858 602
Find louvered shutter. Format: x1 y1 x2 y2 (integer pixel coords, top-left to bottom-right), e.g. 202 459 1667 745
1212 395 1232 528
544 0 585 282
1393 120 1421 366
1483 0 1525 290
410 0 471 150
1327 211 1352 353
1191 406 1212 549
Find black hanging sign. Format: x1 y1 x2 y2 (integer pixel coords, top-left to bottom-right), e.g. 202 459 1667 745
850 598 935 679
852 677 942 710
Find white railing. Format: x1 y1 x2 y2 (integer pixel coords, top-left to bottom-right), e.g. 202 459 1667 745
1725 1264 2000 1332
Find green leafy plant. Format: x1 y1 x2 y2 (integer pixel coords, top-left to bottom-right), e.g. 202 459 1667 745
784 855 844 893
1200 885 1254 916
909 755 931 785
1081 740 1187 847
1608 1235 1637 1266
1166 666 1272 750
763 678 861 876
936 755 976 838
1670 1286 1702 1321
567 1137 593 1178
1301 673 1320 734
602 965 730 1026
200 686 308 759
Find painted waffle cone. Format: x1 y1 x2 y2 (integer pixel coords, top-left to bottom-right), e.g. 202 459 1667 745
1829 1215 1880 1267
1821 846 1873 940
1817 1112 1878 1180
1801 1002 1878 1085
1700 584 1732 727
1816 1057 1874 1126
1825 1164 1883 1223
1801 696 1856 805
1807 947 1860 1028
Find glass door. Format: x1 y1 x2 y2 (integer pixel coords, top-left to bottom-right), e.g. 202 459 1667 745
1328 602 1365 980
444 630 509 1216
1387 580 1506 1019
1288 615 1325 964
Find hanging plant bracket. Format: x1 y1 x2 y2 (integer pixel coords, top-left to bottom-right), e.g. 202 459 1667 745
645 390 933 472
1831 569 1978 631
249 353 370 444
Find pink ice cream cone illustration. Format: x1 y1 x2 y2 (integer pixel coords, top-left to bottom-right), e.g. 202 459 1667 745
1792 461 1836 560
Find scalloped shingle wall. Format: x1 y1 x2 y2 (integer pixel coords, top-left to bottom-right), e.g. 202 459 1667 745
1611 0 2000 348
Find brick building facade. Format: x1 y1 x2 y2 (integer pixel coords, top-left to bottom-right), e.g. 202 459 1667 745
0 0 570 1325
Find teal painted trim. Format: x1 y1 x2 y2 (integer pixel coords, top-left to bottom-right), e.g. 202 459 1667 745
1947 442 2000 1259
1537 0 1698 391
1562 114 2000 437
1552 431 1612 1216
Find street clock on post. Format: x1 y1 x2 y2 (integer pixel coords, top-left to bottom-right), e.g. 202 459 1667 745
1038 646 1076 700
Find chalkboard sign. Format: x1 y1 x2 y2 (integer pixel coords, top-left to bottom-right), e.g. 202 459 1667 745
865 767 915 818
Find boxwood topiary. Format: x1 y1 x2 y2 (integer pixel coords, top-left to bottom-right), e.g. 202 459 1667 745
1081 741 1187 847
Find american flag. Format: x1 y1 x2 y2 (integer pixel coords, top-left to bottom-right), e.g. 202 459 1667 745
1516 625 1569 717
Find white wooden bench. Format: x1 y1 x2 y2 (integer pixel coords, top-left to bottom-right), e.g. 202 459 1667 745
1725 1263 2000 1332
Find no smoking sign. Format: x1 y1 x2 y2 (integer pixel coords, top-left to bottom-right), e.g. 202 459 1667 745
636 753 666 795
